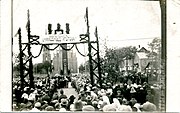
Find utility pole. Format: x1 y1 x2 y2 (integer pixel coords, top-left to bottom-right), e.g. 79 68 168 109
18 28 25 90
95 27 102 88
27 10 34 88
86 7 94 86
159 0 166 111
84 43 87 74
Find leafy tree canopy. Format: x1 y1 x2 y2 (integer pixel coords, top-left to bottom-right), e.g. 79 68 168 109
103 46 137 83
148 37 161 53
105 46 137 62
79 64 85 73
33 61 51 74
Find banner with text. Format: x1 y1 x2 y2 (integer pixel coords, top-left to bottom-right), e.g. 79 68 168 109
41 34 80 44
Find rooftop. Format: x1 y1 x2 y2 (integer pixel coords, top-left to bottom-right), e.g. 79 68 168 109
136 52 148 59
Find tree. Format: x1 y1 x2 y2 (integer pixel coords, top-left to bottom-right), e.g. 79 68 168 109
148 37 161 53
103 46 137 83
13 52 28 76
79 64 85 73
33 63 43 74
43 61 51 73
104 46 137 69
13 64 20 72
33 61 51 74
147 37 161 70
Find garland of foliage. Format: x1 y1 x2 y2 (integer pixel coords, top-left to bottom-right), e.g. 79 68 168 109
60 44 75 51
75 44 87 57
32 45 43 58
43 44 60 51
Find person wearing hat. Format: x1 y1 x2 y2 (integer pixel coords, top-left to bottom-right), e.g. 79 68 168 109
106 89 113 103
130 86 137 99
69 95 76 103
82 105 95 111
41 93 51 103
45 105 55 111
19 103 27 111
98 101 108 111
37 78 43 89
78 91 86 101
67 95 76 110
85 90 91 96
13 85 22 104
137 87 147 104
59 89 67 103
25 100 33 110
103 104 117 112
90 90 98 102
133 103 141 112
130 86 136 93
123 86 131 101
98 89 106 96
92 101 99 111
41 103 49 111
117 104 132 112
116 90 124 100
86 86 91 92
129 97 137 107
122 98 129 105
102 95 110 105
52 92 59 100
59 98 68 111
50 99 58 107
142 101 156 111
28 91 36 103
30 102 41 111
54 103 60 111
118 98 132 111
12 103 18 111
21 91 29 103
70 100 83 111
112 98 121 109
86 95 92 105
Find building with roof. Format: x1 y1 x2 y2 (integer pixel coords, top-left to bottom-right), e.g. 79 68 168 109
134 46 160 72
137 47 149 53
119 58 134 71
119 47 151 72
134 51 150 72
52 47 78 74
42 45 51 63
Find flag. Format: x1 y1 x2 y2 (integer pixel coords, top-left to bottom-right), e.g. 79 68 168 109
26 9 30 31
145 62 150 69
14 28 20 37
84 7 88 22
94 27 98 37
26 20 30 31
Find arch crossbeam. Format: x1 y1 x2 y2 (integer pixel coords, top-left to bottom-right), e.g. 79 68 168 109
16 8 103 89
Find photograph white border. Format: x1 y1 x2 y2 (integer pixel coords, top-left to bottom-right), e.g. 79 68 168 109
1 0 180 112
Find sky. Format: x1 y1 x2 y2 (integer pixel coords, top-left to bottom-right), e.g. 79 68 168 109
13 0 162 66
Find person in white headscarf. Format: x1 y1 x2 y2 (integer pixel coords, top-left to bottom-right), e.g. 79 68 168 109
112 98 121 109
133 103 141 112
30 102 41 111
90 90 98 102
117 104 132 112
103 104 117 112
102 95 110 105
117 98 132 112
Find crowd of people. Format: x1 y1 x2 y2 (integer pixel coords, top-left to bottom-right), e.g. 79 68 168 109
12 72 159 112
70 73 158 112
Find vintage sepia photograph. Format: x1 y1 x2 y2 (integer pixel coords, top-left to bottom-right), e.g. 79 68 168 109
11 0 167 112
